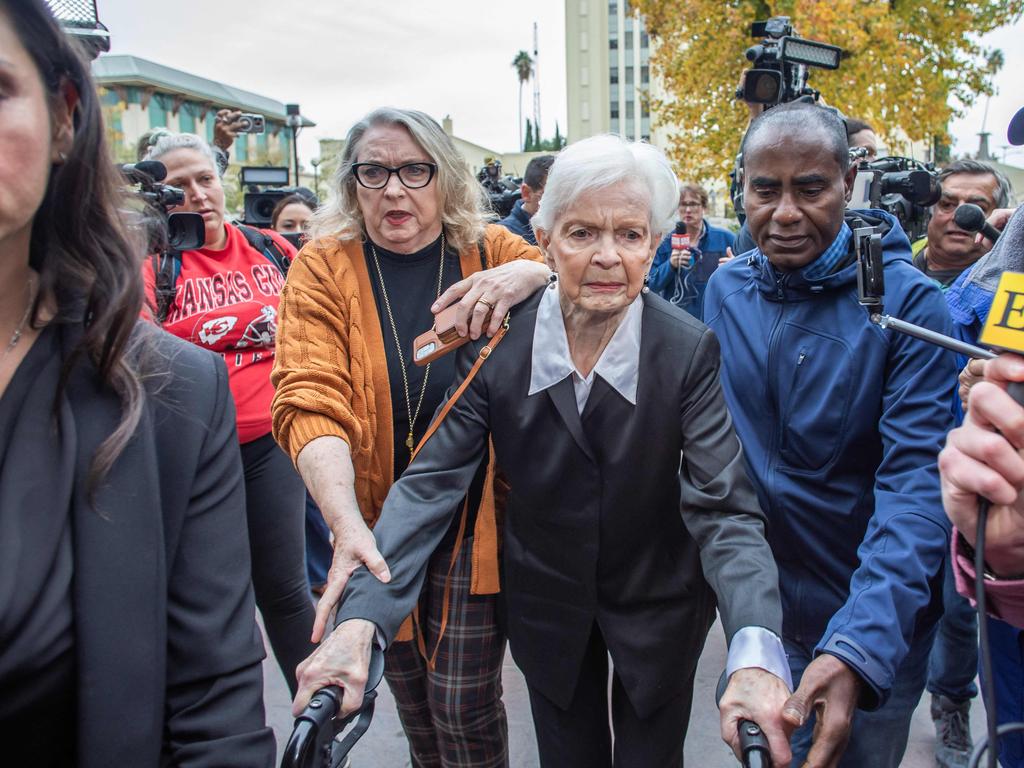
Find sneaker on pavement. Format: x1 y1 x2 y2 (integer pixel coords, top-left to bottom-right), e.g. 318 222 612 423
932 693 973 768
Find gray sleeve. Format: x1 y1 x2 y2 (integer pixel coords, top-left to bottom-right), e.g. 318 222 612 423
677 328 783 642
336 340 491 644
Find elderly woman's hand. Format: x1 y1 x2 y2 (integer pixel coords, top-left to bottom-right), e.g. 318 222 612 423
432 260 551 339
293 618 376 717
719 668 794 768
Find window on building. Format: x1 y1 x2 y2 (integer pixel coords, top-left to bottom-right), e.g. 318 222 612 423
609 0 617 13
580 31 589 50
641 31 650 48
610 67 619 84
641 102 650 119
641 65 650 85
609 11 617 32
626 101 635 119
624 15 633 32
625 66 634 85
611 118 620 133
609 38 618 50
611 101 620 119
581 66 589 86
625 31 634 51
580 0 588 14
626 116 635 137
581 102 590 121
611 84 619 101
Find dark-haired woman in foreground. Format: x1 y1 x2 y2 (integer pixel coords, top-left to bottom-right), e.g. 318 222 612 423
0 1 274 765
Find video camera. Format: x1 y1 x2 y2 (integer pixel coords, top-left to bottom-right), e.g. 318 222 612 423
737 17 841 107
848 153 940 242
239 166 317 229
119 160 204 253
477 160 521 218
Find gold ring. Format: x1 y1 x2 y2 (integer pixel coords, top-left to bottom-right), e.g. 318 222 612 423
477 298 495 309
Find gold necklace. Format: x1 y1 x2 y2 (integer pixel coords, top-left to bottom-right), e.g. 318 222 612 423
370 233 446 453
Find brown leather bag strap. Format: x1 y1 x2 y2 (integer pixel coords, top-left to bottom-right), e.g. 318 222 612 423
409 314 509 461
407 314 509 668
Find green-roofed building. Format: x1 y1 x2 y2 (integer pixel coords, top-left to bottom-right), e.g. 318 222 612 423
91 54 314 169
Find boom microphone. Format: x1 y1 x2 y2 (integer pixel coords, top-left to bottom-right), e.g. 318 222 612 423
954 203 1002 245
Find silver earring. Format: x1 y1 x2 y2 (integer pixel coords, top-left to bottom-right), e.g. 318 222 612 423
547 272 558 290
642 274 650 294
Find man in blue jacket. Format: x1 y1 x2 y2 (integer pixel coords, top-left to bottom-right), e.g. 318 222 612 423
704 102 956 768
497 154 554 246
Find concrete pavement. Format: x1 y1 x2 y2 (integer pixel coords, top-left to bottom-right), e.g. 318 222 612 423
264 619 988 767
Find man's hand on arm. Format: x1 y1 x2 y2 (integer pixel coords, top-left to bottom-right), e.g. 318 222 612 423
297 436 391 642
293 618 376 717
782 654 862 768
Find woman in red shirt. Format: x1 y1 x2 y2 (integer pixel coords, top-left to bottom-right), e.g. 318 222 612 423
141 132 315 695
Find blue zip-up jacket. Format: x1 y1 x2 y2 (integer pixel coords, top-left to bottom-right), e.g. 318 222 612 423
497 199 537 246
704 210 955 708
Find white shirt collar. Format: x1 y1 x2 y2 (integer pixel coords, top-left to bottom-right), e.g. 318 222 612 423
528 286 643 412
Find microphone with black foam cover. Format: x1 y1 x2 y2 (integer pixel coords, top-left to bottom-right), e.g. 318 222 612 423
954 203 1002 245
120 160 168 183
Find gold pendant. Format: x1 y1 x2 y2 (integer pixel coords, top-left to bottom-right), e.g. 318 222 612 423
406 433 414 452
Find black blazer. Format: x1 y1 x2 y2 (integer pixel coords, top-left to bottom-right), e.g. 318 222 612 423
64 325 274 767
340 290 782 717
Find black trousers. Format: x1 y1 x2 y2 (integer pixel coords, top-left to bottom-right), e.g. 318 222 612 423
525 623 694 768
240 433 316 695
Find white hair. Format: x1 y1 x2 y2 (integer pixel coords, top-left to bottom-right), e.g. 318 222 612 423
143 132 219 170
532 134 678 240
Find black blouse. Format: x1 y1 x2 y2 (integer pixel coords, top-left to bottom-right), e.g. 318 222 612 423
0 324 76 765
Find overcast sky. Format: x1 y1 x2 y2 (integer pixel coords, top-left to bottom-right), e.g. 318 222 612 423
94 1 1023 168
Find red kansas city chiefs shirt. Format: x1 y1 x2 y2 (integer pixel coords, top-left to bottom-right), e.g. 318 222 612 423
143 223 297 443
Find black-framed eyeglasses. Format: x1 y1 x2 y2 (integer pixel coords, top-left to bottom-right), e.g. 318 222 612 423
352 162 438 190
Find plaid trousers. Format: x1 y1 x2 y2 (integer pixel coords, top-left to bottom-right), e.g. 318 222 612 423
384 535 509 768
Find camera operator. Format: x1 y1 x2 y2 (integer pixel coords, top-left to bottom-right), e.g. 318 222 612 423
648 183 735 320
140 132 317 697
846 118 879 164
497 154 554 246
704 102 957 768
912 160 1013 289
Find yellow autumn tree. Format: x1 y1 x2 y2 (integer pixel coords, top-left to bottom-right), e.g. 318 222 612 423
632 0 1022 184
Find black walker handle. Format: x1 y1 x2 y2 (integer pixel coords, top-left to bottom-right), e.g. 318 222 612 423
737 719 772 768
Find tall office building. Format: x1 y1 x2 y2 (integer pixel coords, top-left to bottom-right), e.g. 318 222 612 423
566 0 653 144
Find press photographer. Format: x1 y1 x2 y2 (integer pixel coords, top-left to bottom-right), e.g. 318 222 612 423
138 131 317 698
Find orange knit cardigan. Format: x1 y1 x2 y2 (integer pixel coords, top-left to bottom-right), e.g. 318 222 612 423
272 224 542 614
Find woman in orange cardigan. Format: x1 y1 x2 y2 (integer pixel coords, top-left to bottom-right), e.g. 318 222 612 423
272 107 548 767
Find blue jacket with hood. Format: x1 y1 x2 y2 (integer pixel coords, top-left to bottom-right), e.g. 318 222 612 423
703 209 955 708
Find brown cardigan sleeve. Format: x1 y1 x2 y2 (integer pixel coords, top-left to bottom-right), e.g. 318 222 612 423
271 239 365 464
482 222 545 268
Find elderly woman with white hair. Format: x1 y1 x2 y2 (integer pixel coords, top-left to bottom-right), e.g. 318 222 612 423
272 107 548 766
294 134 796 767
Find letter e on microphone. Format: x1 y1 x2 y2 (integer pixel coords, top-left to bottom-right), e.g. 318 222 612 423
981 272 1024 353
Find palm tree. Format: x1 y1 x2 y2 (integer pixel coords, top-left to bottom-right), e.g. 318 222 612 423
512 50 533 150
